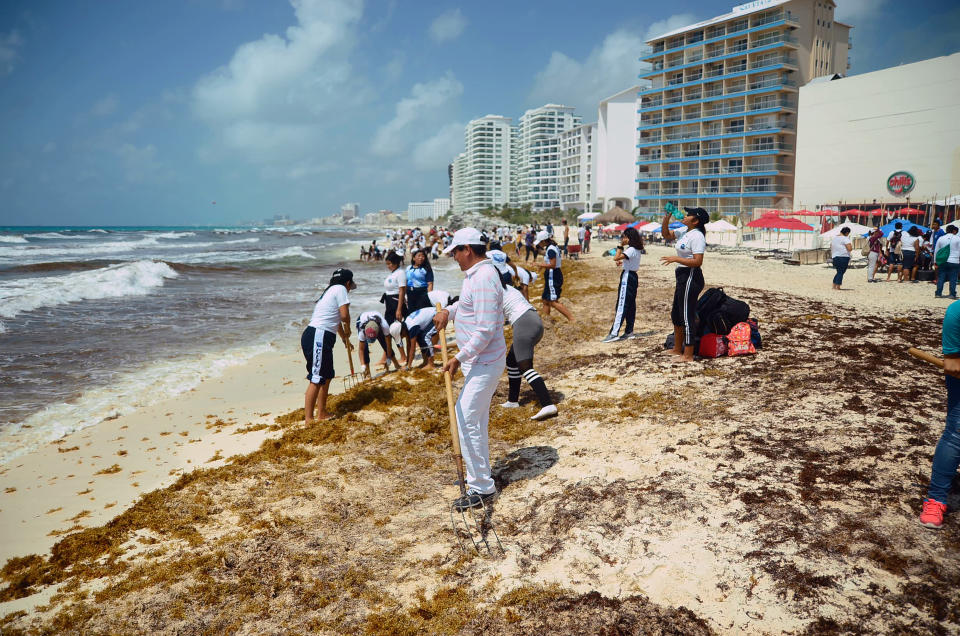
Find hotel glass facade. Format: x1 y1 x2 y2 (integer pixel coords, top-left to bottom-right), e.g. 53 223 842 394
636 0 850 217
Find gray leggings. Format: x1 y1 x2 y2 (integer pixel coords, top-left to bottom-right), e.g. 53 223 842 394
510 310 544 362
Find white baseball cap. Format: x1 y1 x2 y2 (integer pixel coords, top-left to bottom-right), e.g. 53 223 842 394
485 249 510 273
388 321 403 342
534 230 550 244
442 227 485 254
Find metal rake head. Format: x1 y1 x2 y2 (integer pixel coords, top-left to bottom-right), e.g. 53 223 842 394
341 372 363 391
449 497 504 557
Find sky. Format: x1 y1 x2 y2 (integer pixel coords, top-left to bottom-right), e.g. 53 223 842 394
0 0 957 226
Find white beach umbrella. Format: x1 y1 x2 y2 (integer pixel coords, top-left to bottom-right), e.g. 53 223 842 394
820 221 871 239
704 219 737 232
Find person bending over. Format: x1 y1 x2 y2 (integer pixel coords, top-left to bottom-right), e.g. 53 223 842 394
301 268 354 423
433 228 507 512
488 251 557 421
355 310 401 376
660 207 708 362
391 306 438 370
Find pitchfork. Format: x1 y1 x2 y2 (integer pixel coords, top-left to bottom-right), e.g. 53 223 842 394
341 339 364 391
437 303 504 556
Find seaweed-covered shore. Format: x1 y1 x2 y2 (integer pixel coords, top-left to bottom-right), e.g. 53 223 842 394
2 246 958 634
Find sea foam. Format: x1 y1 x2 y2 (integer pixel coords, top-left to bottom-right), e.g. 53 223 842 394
0 235 28 244
0 259 178 319
0 340 275 465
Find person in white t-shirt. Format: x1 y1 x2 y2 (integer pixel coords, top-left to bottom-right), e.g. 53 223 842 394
534 231 574 321
355 310 400 376
899 226 922 283
513 264 537 300
301 268 354 423
603 227 644 342
935 225 960 298
830 227 853 290
390 306 438 370
660 207 708 362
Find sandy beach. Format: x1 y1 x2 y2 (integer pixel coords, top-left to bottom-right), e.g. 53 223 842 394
2 242 958 634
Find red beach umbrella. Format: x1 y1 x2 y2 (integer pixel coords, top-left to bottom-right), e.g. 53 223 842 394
747 213 814 231
865 208 886 217
895 207 924 216
614 223 630 231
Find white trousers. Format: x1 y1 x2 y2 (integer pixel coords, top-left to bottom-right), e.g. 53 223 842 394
867 251 879 280
455 358 505 495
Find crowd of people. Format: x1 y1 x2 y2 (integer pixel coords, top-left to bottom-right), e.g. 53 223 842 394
833 219 960 295
307 208 960 529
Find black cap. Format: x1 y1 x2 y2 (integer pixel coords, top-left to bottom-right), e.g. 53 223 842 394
684 206 711 225
329 268 354 286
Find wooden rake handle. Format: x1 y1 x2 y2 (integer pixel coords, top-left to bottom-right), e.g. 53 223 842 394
437 302 467 494
908 347 943 369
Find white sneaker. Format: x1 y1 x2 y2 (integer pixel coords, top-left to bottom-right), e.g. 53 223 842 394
531 404 558 420
501 401 520 408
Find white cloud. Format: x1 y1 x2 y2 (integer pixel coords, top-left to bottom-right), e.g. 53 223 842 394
371 72 463 157
412 122 464 170
645 13 697 41
91 95 118 117
191 0 368 169
528 29 646 114
0 30 24 76
429 8 466 43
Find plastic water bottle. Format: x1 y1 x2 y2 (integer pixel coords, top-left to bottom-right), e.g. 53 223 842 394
665 202 684 220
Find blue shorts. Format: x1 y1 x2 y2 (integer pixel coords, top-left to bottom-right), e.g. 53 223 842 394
301 326 335 385
542 269 563 301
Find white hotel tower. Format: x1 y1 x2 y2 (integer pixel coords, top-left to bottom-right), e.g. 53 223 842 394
636 0 851 217
517 104 581 211
460 115 513 215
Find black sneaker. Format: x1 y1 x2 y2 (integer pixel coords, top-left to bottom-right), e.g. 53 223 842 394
453 490 497 511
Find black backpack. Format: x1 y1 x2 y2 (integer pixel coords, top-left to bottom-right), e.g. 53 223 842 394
697 287 750 336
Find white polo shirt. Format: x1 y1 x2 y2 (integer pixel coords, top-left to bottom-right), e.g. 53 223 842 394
309 285 349 334
673 227 705 268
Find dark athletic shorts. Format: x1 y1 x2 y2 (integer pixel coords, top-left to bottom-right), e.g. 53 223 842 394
301 326 335 385
888 252 902 265
542 269 563 301
902 250 916 269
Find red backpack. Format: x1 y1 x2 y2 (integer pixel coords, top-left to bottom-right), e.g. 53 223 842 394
727 322 756 356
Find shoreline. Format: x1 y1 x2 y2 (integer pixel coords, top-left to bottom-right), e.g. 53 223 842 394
0 330 362 566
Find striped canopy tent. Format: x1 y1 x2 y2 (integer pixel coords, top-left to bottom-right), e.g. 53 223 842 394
638 221 661 232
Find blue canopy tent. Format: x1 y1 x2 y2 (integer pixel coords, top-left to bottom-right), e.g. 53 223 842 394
877 218 929 235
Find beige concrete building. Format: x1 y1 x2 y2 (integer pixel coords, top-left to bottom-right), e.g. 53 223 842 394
794 52 960 208
637 0 852 217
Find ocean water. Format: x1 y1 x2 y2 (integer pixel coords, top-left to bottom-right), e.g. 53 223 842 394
0 225 463 464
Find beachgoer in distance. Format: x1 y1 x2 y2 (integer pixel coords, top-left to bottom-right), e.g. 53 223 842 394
524 228 536 262
900 226 921 283
867 226 884 283
603 227 642 342
433 228 507 512
660 207 708 363
886 222 904 282
355 311 400 376
831 227 853 290
301 268 354 423
562 219 570 256
583 225 592 253
919 300 960 529
405 248 434 312
577 223 585 251
935 225 960 299
383 251 408 326
534 230 574 322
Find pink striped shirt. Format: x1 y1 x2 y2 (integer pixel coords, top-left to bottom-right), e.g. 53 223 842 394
447 260 506 365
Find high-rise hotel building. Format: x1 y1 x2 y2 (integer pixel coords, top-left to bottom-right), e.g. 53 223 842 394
517 105 582 210
457 115 514 215
636 0 851 217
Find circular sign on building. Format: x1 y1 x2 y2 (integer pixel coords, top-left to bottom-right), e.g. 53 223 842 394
887 171 916 197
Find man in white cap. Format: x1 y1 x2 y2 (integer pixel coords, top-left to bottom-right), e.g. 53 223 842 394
434 227 507 511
